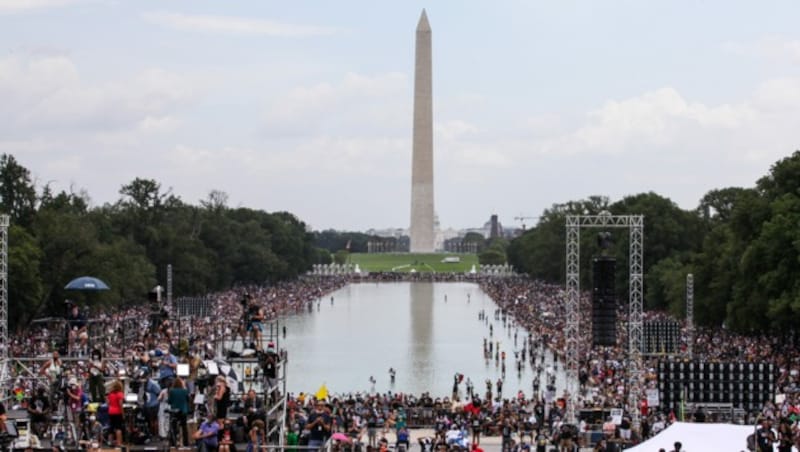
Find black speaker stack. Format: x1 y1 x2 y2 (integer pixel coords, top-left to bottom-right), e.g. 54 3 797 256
592 256 617 347
643 320 681 355
657 361 775 412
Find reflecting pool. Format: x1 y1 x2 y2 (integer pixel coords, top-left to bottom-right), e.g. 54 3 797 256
281 282 569 399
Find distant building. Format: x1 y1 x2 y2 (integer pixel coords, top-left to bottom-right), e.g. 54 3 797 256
364 213 518 252
365 227 407 238
490 214 500 239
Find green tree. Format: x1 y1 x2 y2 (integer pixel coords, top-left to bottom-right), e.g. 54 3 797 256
608 192 704 310
696 187 748 224
0 154 38 228
462 232 486 252
645 255 691 316
334 250 349 265
73 238 156 310
609 192 704 272
119 178 179 211
313 230 374 253
315 248 333 265
507 196 610 284
691 187 753 327
689 151 800 333
8 225 44 329
479 249 505 266
724 154 800 332
479 238 508 265
32 207 100 316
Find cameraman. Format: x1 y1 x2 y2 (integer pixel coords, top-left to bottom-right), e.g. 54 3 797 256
244 295 265 349
261 342 279 403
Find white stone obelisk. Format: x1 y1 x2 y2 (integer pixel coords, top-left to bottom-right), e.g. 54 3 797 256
409 9 435 253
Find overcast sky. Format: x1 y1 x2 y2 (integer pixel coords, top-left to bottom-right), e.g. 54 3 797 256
2 1 799 231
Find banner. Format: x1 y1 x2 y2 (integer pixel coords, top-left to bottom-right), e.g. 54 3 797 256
610 408 623 425
646 388 660 407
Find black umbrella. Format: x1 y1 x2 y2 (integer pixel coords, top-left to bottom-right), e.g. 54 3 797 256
64 276 110 291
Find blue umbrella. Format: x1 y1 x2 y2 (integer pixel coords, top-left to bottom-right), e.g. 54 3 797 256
64 276 110 291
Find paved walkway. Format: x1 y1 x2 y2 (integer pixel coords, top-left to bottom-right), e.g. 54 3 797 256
382 429 595 452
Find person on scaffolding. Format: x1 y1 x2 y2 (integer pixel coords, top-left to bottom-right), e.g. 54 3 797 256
245 294 265 350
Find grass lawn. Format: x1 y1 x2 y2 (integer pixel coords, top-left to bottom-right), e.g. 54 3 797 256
348 253 478 273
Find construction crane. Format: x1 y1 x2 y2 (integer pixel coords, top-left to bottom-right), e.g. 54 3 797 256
514 215 539 231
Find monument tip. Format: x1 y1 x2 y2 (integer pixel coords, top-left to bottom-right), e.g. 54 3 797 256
417 9 430 32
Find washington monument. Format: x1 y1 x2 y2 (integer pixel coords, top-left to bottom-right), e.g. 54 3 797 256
409 9 435 253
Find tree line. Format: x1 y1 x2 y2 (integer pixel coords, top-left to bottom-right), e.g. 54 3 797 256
507 150 800 335
0 154 324 331
7 149 799 334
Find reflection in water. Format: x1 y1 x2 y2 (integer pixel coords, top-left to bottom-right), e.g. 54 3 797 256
281 282 570 398
408 282 434 390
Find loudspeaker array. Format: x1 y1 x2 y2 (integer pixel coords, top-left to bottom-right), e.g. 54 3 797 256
643 320 681 355
657 361 775 411
592 257 617 347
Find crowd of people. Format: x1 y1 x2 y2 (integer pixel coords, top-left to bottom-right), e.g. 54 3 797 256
5 272 800 450
3 277 348 449
478 276 800 450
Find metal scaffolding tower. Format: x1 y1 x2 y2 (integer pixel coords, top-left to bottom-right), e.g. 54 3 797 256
167 263 173 312
686 273 694 358
565 212 644 429
0 215 9 390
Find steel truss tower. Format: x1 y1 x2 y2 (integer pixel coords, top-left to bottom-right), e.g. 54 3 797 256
565 212 644 429
686 273 694 358
0 215 9 389
167 263 173 312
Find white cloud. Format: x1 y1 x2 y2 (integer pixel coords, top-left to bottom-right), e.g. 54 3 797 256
261 75 511 177
536 86 758 156
167 136 410 179
6 55 800 229
138 116 181 133
436 120 478 142
522 113 566 136
420 78 800 226
434 120 512 170
0 0 84 14
753 77 800 111
724 36 800 64
142 11 338 37
0 55 200 137
263 72 409 137
448 145 511 169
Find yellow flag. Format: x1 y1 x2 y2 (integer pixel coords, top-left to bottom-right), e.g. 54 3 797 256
315 383 328 401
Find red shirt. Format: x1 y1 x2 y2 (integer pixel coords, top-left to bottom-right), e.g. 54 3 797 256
108 390 124 415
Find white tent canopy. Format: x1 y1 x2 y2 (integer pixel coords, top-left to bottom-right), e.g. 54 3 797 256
625 421 794 452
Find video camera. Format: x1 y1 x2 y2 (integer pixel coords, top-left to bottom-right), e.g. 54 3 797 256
0 420 19 450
